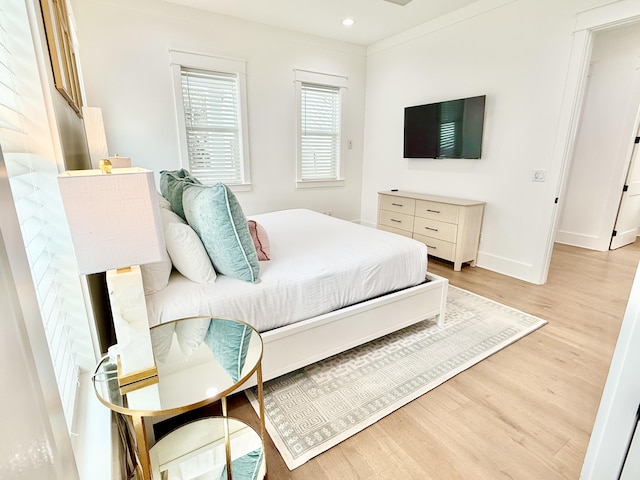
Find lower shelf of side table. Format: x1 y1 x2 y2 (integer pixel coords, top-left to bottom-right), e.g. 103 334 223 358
149 416 266 480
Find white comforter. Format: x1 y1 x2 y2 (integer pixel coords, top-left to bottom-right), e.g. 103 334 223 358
146 209 428 332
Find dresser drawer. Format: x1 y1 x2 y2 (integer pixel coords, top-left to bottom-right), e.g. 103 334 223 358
378 224 413 238
413 234 456 262
415 200 459 224
379 195 416 216
413 217 457 242
378 209 414 232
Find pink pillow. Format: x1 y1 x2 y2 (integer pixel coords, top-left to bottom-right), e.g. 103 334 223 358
248 220 270 261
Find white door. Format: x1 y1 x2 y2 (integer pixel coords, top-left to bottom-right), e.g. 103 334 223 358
611 128 640 249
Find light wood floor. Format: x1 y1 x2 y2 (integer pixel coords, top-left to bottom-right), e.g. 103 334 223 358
227 242 640 479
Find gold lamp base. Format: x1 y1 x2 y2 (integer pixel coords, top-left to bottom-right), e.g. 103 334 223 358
117 355 159 394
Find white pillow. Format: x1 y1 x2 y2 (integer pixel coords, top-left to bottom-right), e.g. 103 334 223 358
160 208 217 284
150 322 176 363
157 191 172 210
140 256 172 294
139 195 174 294
175 317 211 358
166 223 217 283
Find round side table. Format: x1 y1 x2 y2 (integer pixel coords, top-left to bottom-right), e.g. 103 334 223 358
92 316 266 480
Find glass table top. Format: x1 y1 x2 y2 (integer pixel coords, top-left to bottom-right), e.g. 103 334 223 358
92 316 263 417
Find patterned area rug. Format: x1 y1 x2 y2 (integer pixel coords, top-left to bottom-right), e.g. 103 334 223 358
246 286 547 470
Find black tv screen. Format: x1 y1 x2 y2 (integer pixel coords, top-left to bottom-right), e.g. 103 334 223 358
404 95 486 159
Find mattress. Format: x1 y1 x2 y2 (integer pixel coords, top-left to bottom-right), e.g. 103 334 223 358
146 208 428 332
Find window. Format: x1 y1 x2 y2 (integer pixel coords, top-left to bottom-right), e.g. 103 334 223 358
294 69 347 188
0 0 94 432
171 50 250 188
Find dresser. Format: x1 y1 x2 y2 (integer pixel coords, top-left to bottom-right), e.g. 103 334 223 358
377 191 485 271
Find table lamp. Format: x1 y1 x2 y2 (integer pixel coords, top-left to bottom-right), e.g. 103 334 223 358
58 166 166 391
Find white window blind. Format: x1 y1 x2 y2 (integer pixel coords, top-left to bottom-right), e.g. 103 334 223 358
180 68 244 185
294 69 347 188
300 83 341 180
0 0 93 432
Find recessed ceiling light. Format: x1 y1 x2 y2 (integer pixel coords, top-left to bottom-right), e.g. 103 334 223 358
342 18 355 27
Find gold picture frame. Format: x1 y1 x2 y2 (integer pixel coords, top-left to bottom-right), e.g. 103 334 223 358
40 0 83 116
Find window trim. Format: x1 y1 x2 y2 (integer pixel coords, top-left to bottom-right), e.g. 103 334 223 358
170 49 251 191
294 69 347 189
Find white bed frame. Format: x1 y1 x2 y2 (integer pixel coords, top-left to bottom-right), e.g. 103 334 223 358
240 271 448 390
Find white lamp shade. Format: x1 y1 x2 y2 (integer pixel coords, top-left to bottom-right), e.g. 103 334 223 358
58 168 166 275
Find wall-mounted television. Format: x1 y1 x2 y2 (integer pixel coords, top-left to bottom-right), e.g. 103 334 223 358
403 95 486 159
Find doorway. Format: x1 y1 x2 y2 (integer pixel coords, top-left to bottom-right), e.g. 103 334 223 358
555 22 640 254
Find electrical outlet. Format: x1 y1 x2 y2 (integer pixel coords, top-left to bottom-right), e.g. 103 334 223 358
533 169 546 182
347 140 353 149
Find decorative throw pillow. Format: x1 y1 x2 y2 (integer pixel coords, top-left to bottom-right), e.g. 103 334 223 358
204 318 253 383
182 183 260 283
140 256 172 295
247 220 270 261
159 169 201 220
159 208 217 284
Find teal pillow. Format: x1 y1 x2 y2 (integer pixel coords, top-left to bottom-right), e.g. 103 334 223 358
159 169 201 220
204 318 253 383
182 183 259 283
219 448 262 480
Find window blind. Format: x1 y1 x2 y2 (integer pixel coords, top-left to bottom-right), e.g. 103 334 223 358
180 68 243 185
0 0 93 432
300 83 341 180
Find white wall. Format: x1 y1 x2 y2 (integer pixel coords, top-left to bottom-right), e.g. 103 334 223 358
557 23 640 251
71 0 367 221
361 0 607 283
581 259 640 479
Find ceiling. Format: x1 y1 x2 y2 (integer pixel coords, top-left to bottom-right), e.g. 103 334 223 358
162 0 481 46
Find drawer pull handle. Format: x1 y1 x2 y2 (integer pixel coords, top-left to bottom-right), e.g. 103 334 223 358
424 226 438 232
427 245 437 250
391 203 403 207
391 219 402 223
427 209 441 214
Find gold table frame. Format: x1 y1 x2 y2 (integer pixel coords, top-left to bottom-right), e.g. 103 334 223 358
92 317 266 480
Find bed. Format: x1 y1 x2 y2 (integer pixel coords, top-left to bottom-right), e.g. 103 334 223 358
145 207 448 387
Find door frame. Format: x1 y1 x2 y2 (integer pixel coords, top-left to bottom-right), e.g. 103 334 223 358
536 1 640 284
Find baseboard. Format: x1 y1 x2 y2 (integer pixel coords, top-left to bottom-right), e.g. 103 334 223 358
555 230 609 251
475 251 538 284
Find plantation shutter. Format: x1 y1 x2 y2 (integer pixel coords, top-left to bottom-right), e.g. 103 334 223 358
300 83 341 180
180 68 243 184
0 0 93 431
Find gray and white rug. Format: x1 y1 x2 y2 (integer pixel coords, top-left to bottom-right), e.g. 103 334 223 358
246 285 547 470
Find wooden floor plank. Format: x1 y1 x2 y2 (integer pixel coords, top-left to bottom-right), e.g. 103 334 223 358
226 241 640 479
